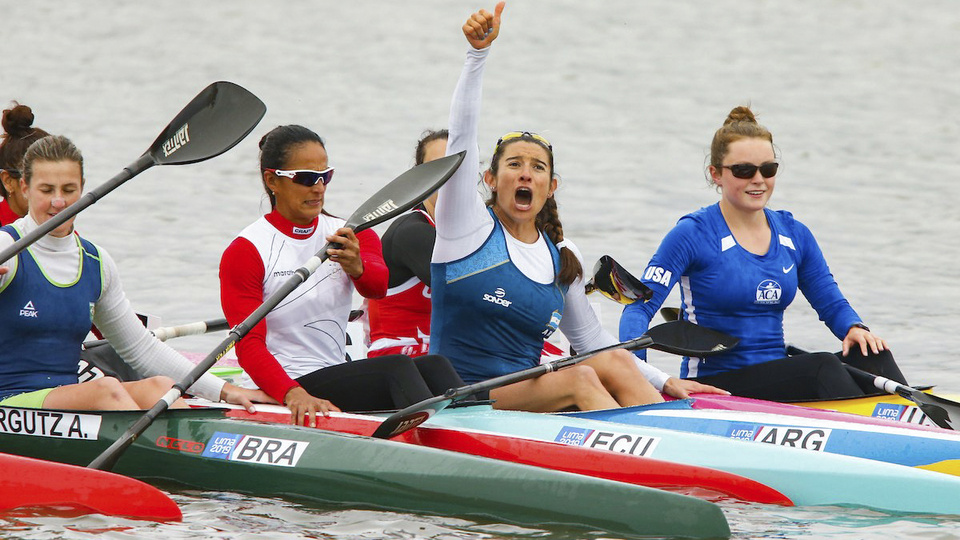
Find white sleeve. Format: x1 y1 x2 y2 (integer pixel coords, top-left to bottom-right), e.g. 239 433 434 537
0 231 17 290
433 46 495 264
91 247 225 401
558 240 671 391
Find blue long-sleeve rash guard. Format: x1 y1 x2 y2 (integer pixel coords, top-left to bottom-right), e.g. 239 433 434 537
619 203 862 378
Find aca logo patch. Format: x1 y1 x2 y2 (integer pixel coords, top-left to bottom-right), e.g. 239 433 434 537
755 280 782 304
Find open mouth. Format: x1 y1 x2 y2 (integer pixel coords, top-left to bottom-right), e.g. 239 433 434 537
515 187 533 207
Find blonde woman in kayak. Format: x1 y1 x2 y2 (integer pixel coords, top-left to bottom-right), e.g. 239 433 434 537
0 135 272 411
429 3 726 412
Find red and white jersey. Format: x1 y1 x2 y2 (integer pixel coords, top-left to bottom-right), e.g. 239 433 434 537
367 275 432 356
367 208 433 357
220 210 387 402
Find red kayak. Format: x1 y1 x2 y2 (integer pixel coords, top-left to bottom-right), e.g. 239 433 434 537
0 452 181 521
217 404 791 506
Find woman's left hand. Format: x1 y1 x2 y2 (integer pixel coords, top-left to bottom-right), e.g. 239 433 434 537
219 383 278 413
842 325 888 356
661 377 730 399
326 227 363 278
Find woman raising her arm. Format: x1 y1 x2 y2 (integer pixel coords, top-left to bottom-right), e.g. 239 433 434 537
429 4 725 412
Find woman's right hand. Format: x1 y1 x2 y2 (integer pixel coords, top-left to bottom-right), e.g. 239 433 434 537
463 2 505 49
284 385 341 427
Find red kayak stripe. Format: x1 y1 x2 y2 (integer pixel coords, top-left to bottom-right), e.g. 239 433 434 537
224 409 792 506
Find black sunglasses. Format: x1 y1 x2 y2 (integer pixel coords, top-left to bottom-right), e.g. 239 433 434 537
1 168 21 178
722 162 779 179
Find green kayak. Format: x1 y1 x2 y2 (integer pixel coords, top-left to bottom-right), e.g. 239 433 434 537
0 405 729 538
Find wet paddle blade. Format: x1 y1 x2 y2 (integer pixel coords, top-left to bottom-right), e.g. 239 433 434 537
372 396 453 439
897 387 960 430
845 365 960 430
147 81 266 166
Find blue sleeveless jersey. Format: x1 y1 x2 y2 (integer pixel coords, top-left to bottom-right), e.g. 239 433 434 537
0 225 103 399
619 203 861 378
430 210 567 384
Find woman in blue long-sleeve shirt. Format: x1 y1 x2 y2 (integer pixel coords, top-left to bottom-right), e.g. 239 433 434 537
619 106 905 401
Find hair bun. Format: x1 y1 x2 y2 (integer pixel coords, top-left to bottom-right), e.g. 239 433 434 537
2 103 37 138
724 106 757 126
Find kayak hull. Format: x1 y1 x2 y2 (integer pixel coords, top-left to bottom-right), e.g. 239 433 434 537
419 404 960 515
573 400 960 477
217 402 791 505
0 406 728 538
0 451 181 521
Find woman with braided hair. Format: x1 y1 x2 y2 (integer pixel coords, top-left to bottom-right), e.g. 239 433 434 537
429 3 725 412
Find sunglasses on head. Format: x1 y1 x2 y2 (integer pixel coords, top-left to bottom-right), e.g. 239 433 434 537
495 131 552 152
265 167 335 186
1 168 21 178
721 162 779 179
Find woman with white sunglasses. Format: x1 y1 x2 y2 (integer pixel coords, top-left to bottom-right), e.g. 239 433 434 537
619 106 905 401
219 125 463 426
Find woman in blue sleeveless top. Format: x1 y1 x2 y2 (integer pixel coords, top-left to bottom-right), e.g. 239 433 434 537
619 106 906 401
429 3 726 412
0 135 272 411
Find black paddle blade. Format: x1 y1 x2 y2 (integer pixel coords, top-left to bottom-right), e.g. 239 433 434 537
659 307 681 322
372 396 452 439
343 152 465 232
147 81 266 166
585 255 653 305
897 387 960 430
645 320 739 356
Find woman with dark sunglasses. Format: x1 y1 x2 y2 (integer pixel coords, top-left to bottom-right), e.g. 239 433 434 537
619 106 905 401
428 4 725 412
0 103 51 226
219 125 464 426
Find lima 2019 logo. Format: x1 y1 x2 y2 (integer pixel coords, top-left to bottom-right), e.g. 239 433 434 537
755 280 782 304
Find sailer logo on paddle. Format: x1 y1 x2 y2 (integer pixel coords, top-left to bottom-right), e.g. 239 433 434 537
19 301 38 318
162 123 190 157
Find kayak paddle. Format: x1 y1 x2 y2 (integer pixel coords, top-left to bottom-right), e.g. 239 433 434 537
0 81 266 264
82 317 229 350
372 319 739 439
88 151 466 471
843 364 959 430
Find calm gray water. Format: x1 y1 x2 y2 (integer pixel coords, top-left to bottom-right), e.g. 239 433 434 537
4 0 960 537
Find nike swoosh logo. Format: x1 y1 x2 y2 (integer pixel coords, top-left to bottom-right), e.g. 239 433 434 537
782 264 795 273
